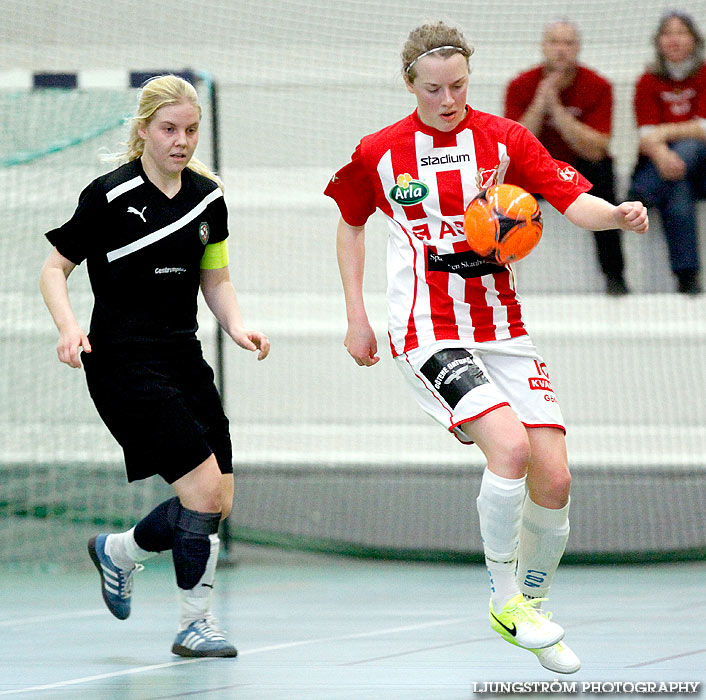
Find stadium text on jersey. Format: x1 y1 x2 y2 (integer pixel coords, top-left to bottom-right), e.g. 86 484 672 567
420 153 472 166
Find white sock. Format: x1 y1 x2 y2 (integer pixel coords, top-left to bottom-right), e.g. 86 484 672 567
485 559 520 612
516 496 570 601
179 533 220 630
476 468 527 610
105 527 157 570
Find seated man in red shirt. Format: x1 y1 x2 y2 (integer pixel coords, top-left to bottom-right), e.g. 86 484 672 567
505 19 628 295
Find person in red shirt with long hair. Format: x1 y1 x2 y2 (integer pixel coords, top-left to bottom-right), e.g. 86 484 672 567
505 19 628 296
629 10 706 294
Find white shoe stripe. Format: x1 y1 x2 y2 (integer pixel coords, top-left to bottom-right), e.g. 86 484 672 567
100 560 138 600
178 620 231 650
183 632 205 649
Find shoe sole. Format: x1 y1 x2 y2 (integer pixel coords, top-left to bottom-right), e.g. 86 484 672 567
171 643 238 658
491 624 579 672
87 536 129 621
532 653 581 674
530 647 581 674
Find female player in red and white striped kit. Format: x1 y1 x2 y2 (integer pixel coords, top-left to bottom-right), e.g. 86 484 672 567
325 21 648 674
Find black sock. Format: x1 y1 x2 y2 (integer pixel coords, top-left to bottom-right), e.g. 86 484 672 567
133 497 179 552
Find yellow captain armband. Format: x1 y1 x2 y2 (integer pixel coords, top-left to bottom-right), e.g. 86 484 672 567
200 240 230 270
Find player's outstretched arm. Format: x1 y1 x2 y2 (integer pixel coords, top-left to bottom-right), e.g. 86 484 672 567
200 266 270 361
336 218 379 367
564 192 649 233
40 247 91 368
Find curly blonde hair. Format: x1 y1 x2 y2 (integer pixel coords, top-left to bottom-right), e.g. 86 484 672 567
401 21 474 83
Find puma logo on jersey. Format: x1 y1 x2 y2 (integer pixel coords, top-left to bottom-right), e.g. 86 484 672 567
127 206 147 223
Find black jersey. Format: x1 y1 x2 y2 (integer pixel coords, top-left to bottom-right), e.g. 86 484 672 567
47 159 228 351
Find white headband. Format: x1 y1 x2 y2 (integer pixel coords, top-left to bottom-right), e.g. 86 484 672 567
405 45 465 75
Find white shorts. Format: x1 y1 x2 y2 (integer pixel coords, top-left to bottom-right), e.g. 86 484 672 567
395 336 565 444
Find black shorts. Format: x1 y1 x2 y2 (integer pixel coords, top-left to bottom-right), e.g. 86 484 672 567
83 347 233 483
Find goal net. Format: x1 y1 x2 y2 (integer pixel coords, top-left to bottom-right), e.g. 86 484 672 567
2 0 706 565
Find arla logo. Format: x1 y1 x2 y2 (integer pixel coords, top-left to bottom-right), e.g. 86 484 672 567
389 173 429 206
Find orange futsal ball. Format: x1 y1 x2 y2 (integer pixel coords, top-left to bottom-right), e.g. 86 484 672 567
464 184 543 265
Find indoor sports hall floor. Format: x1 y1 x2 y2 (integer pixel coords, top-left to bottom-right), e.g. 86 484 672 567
2 545 705 699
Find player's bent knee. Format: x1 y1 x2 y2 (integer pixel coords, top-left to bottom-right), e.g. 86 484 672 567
220 500 233 520
553 469 572 501
545 461 571 493
172 455 225 513
507 437 532 472
188 475 223 513
489 436 531 478
220 476 235 520
199 489 223 514
530 467 572 507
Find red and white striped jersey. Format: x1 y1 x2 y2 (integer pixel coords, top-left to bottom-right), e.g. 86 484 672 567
325 107 591 357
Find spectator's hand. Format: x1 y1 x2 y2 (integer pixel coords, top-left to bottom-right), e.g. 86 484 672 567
642 134 687 180
535 74 561 109
614 201 649 234
344 320 380 367
654 147 687 181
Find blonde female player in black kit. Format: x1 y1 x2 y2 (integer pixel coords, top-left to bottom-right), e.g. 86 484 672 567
40 75 269 658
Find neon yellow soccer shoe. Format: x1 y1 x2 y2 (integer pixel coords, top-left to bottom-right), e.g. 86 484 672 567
489 594 564 649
